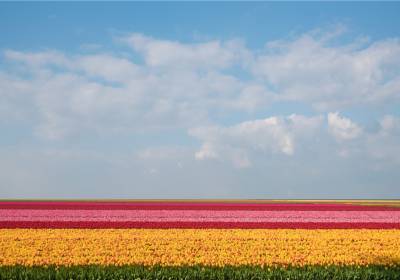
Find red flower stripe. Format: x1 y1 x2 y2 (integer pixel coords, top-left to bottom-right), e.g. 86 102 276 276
1 221 400 229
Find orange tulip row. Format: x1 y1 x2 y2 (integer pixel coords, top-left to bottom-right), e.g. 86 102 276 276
1 229 399 267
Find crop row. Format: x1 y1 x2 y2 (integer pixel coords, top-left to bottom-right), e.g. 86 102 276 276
2 202 400 228
2 209 400 222
1 229 399 267
2 221 400 229
1 265 400 280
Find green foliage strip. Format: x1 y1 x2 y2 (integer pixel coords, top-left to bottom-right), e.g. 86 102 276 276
1 265 400 280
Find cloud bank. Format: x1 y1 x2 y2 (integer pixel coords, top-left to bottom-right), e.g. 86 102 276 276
1 27 399 198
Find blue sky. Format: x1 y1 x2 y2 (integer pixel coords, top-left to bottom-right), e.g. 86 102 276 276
1 2 400 199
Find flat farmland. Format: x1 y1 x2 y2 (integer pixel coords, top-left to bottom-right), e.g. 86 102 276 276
1 200 400 279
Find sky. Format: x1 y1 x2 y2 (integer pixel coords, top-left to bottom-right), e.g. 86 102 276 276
0 2 400 199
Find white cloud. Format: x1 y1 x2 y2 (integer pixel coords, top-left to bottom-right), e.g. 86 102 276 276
190 114 323 168
1 27 400 198
122 33 248 69
77 54 142 83
328 112 362 141
195 143 219 161
137 146 189 160
1 28 400 147
252 29 400 110
379 115 400 134
366 115 400 164
4 50 69 67
1 39 254 139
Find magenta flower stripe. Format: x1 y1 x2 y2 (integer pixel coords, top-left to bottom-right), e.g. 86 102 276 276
1 209 400 223
1 221 400 229
1 201 399 229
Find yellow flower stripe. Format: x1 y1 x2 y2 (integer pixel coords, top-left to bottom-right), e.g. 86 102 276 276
1 229 400 267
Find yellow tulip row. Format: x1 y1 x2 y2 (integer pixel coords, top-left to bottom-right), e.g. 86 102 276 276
1 229 399 267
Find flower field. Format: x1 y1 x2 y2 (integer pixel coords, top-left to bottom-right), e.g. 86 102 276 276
1 200 400 279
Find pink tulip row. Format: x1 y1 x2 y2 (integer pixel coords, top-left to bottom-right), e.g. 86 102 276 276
1 209 400 223
1 201 399 228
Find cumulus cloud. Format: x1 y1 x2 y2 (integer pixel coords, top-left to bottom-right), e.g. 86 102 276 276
328 112 362 141
190 112 400 168
77 54 142 83
1 25 400 198
1 28 400 172
2 28 400 142
4 50 69 68
122 33 248 69
1 38 256 139
252 28 400 110
189 115 323 168
137 146 189 160
366 115 400 164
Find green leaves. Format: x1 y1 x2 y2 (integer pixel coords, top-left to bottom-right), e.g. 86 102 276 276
0 265 399 280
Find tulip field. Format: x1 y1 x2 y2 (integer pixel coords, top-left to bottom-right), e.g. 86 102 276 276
1 200 400 279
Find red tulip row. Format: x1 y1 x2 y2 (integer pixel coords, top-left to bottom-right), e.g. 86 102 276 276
2 220 400 229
